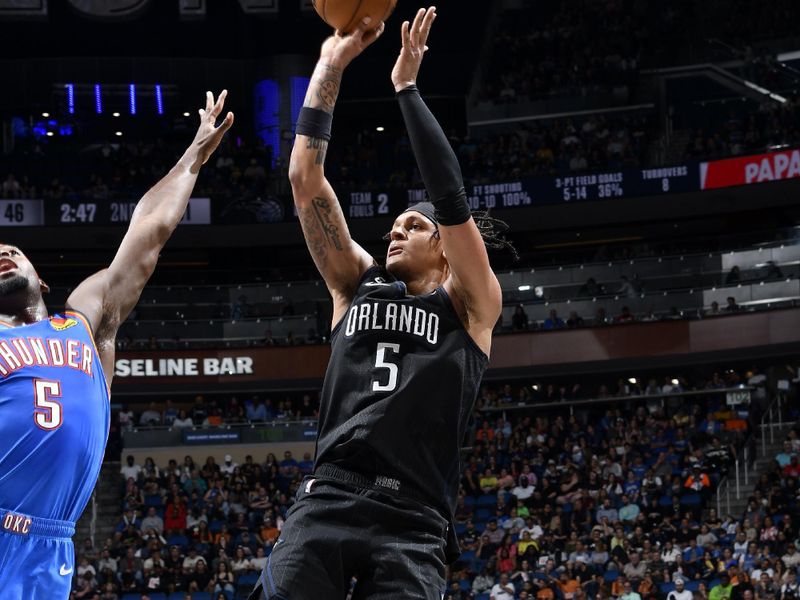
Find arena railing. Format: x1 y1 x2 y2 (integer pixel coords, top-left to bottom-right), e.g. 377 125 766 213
714 390 788 517
121 418 319 449
479 386 755 417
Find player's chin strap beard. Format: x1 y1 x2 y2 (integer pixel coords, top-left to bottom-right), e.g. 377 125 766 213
0 275 29 297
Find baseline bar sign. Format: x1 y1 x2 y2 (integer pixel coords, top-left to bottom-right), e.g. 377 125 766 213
115 356 254 378
110 346 333 385
701 148 800 190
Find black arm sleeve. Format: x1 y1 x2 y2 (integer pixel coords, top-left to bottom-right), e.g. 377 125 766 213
396 85 470 225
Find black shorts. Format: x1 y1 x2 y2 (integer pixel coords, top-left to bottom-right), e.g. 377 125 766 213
248 473 448 600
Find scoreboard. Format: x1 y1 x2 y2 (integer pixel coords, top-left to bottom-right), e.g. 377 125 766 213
0 198 211 227
3 149 799 227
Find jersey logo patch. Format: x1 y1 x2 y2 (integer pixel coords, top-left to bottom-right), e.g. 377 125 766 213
2 512 32 535
50 317 78 331
365 277 391 287
59 564 73 576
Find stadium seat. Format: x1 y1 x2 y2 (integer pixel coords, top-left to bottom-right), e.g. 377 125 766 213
460 550 476 562
604 571 619 582
477 494 496 507
122 595 140 600
476 594 490 600
192 593 212 600
167 534 189 549
686 581 701 592
237 573 259 586
464 496 477 507
144 494 163 507
474 508 492 522
459 579 471 590
454 522 467 535
680 493 701 506
660 583 676 594
471 558 487 573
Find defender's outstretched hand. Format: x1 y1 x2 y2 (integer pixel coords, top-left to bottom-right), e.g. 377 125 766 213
321 17 386 71
391 6 436 93
188 90 234 173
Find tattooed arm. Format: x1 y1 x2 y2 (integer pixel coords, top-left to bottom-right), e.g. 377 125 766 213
289 20 385 327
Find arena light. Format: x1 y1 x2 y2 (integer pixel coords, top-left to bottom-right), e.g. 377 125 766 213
671 378 679 385
376 126 385 132
155 84 164 115
94 84 103 114
183 112 191 117
627 377 637 384
112 112 120 117
129 84 137 115
42 112 50 118
115 131 123 137
518 285 531 291
46 131 54 137
66 83 75 114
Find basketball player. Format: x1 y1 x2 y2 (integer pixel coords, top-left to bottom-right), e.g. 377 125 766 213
0 91 233 599
250 7 511 599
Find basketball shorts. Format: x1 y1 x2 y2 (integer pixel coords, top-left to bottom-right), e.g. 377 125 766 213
0 508 75 600
249 469 448 600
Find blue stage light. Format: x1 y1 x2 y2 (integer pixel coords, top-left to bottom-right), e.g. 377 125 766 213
94 84 102 114
129 84 137 115
66 84 75 114
155 84 163 115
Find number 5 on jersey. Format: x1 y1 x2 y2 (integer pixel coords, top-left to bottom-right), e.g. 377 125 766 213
34 379 63 431
373 343 400 392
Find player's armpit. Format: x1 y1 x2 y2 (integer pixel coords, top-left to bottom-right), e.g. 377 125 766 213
65 269 118 378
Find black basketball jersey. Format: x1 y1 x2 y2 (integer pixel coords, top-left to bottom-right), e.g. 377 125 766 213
315 266 488 518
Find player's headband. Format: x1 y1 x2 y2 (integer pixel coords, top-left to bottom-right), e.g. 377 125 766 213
401 201 437 225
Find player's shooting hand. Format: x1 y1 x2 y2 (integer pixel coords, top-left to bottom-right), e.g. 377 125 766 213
321 18 386 70
391 6 436 93
186 90 234 173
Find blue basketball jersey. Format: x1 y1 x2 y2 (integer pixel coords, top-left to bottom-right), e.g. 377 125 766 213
0 311 110 523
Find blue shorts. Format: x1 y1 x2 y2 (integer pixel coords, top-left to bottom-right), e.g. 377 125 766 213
0 509 75 600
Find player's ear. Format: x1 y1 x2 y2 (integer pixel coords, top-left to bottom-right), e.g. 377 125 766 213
39 278 50 294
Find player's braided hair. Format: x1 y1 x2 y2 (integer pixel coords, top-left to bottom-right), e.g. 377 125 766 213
470 210 519 260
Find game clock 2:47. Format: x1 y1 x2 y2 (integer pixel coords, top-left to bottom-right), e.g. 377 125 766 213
58 202 98 224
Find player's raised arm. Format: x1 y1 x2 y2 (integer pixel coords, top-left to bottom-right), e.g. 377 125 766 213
392 7 502 352
66 90 234 379
289 19 384 325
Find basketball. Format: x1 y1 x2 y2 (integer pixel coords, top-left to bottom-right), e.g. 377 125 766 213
313 0 397 34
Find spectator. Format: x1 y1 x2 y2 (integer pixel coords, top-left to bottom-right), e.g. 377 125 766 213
512 475 535 503
139 402 162 426
220 454 238 475
172 410 194 428
512 304 530 331
725 297 741 313
567 311 585 328
668 579 695 600
141 506 164 535
620 580 643 600
726 266 741 285
120 455 143 481
710 574 734 600
491 572 516 600
543 309 566 330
